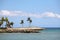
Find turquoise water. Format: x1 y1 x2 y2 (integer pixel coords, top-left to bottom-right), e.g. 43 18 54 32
0 28 60 40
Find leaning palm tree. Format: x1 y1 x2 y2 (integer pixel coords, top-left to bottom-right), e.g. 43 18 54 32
1 17 5 27
5 17 8 26
0 21 3 27
1 17 5 21
27 17 32 27
5 17 8 22
20 20 24 27
6 21 11 28
5 17 10 28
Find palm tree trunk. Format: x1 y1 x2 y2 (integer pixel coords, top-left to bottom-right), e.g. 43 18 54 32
2 24 3 27
29 23 31 27
22 24 23 27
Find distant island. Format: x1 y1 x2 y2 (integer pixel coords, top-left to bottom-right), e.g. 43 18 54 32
0 17 44 33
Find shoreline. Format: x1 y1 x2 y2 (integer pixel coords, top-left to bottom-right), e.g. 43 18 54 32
0 27 44 33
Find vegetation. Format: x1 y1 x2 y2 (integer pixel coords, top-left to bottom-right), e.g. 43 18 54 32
0 17 33 28
20 17 32 27
0 17 14 28
27 17 32 27
20 20 24 27
0 17 43 33
10 22 14 27
0 21 3 27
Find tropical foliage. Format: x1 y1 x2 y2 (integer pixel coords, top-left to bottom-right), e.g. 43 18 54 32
27 17 32 27
10 22 14 27
0 17 14 28
0 21 3 27
20 20 24 27
0 17 32 28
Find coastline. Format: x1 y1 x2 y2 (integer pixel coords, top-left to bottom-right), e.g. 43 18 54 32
0 27 44 33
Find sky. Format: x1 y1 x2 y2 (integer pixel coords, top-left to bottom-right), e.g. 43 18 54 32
0 0 60 28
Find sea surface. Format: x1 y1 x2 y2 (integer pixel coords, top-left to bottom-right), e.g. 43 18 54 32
0 28 60 40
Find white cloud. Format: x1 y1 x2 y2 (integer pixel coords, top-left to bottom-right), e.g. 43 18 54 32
42 12 56 17
0 10 18 16
0 10 60 18
55 14 60 18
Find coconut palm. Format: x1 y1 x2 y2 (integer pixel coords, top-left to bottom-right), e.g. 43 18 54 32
10 22 14 27
0 21 3 27
1 17 5 21
0 17 5 27
27 17 32 27
29 19 32 24
5 17 9 27
29 19 32 27
27 17 30 21
5 17 8 22
6 21 11 28
20 20 24 27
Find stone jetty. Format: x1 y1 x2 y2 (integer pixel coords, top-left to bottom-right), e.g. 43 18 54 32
0 27 44 33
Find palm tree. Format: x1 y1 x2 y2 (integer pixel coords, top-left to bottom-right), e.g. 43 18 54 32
10 22 14 27
4 17 10 28
5 17 8 22
5 17 8 27
0 17 2 27
0 21 3 27
27 17 32 27
20 20 24 27
0 17 5 27
6 21 11 28
1 17 5 21
29 19 32 27
0 17 13 28
27 17 30 21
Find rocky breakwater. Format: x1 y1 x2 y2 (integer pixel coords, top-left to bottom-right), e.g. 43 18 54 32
0 28 44 33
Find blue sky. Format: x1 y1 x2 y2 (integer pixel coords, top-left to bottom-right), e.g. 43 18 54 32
0 0 60 28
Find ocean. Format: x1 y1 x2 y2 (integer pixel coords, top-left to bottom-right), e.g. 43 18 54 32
0 28 60 40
